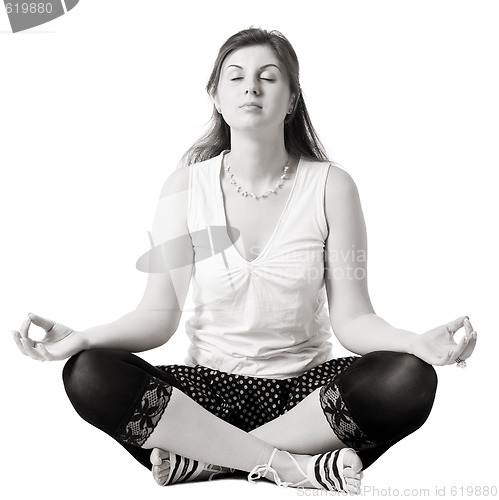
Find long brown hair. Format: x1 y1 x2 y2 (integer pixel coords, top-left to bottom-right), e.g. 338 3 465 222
181 27 329 167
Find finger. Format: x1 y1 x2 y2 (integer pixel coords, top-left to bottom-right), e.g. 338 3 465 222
463 317 474 336
443 349 455 366
458 333 477 361
20 338 45 361
12 330 28 355
448 334 473 365
27 313 56 333
36 343 54 362
454 319 477 361
19 315 32 339
446 316 468 336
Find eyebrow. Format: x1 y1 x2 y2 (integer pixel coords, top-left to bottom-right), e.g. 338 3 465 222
225 64 282 73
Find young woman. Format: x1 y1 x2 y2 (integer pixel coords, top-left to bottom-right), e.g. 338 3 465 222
12 27 477 494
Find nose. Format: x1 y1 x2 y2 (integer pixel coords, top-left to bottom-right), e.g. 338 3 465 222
245 81 261 95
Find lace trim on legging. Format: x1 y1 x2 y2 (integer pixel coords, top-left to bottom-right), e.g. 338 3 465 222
114 375 173 447
319 383 377 450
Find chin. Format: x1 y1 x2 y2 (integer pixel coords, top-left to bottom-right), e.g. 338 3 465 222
230 118 283 133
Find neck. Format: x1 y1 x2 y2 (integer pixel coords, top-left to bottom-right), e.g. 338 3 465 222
227 128 289 184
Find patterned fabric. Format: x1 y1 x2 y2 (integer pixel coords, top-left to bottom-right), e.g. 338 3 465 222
157 356 357 433
319 383 377 450
113 356 378 452
311 449 350 491
163 453 230 485
114 375 173 447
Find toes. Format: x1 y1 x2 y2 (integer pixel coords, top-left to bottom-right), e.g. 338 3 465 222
344 474 362 495
150 448 160 466
345 476 362 487
342 449 362 495
153 462 170 475
344 475 362 495
155 466 171 486
343 467 363 480
347 484 361 495
344 449 363 473
150 448 169 466
153 463 171 486
151 449 172 486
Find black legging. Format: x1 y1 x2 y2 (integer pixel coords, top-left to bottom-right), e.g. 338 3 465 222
62 349 437 471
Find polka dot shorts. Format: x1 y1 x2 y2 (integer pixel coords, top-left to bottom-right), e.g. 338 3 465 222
157 356 357 433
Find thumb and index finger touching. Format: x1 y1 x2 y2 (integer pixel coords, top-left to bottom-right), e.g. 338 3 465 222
445 316 469 335
12 313 57 360
26 313 56 333
446 315 477 363
17 313 56 340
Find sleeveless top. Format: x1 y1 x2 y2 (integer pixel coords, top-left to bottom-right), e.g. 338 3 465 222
184 151 333 379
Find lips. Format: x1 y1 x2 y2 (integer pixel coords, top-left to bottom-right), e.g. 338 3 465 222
240 102 262 108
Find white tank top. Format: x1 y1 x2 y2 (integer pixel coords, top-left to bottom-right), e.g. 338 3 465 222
184 151 333 378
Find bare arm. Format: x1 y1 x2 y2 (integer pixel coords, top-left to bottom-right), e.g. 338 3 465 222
81 165 193 352
324 165 419 355
14 165 194 361
324 165 477 366
80 309 183 353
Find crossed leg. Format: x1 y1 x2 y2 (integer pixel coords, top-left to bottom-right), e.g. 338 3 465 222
250 351 438 469
63 350 436 492
144 386 362 491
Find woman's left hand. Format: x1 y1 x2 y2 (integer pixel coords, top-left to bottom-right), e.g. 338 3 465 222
409 316 477 366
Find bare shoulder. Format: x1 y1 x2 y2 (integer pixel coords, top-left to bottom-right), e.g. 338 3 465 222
159 164 192 198
151 165 193 239
325 164 361 215
323 164 368 269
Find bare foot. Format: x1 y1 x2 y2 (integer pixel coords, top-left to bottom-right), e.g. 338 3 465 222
338 449 363 494
150 448 234 486
150 448 172 486
271 448 363 494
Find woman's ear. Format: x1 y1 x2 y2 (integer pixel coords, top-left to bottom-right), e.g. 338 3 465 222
213 95 222 114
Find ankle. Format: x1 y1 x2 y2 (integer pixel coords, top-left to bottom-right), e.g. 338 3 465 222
249 444 277 473
271 450 309 486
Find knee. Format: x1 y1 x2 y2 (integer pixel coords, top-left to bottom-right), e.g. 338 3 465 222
356 351 437 402
63 349 104 398
62 349 121 415
369 351 437 432
63 349 86 399
384 351 437 403
62 348 141 434
333 351 437 442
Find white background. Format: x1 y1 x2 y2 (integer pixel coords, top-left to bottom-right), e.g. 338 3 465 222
1 1 497 499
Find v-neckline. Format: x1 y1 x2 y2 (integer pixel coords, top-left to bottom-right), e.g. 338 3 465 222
217 150 302 265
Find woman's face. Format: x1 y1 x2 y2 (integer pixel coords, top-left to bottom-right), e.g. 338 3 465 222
214 44 293 133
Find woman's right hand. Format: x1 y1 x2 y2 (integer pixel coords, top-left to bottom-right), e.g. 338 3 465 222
12 313 87 361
